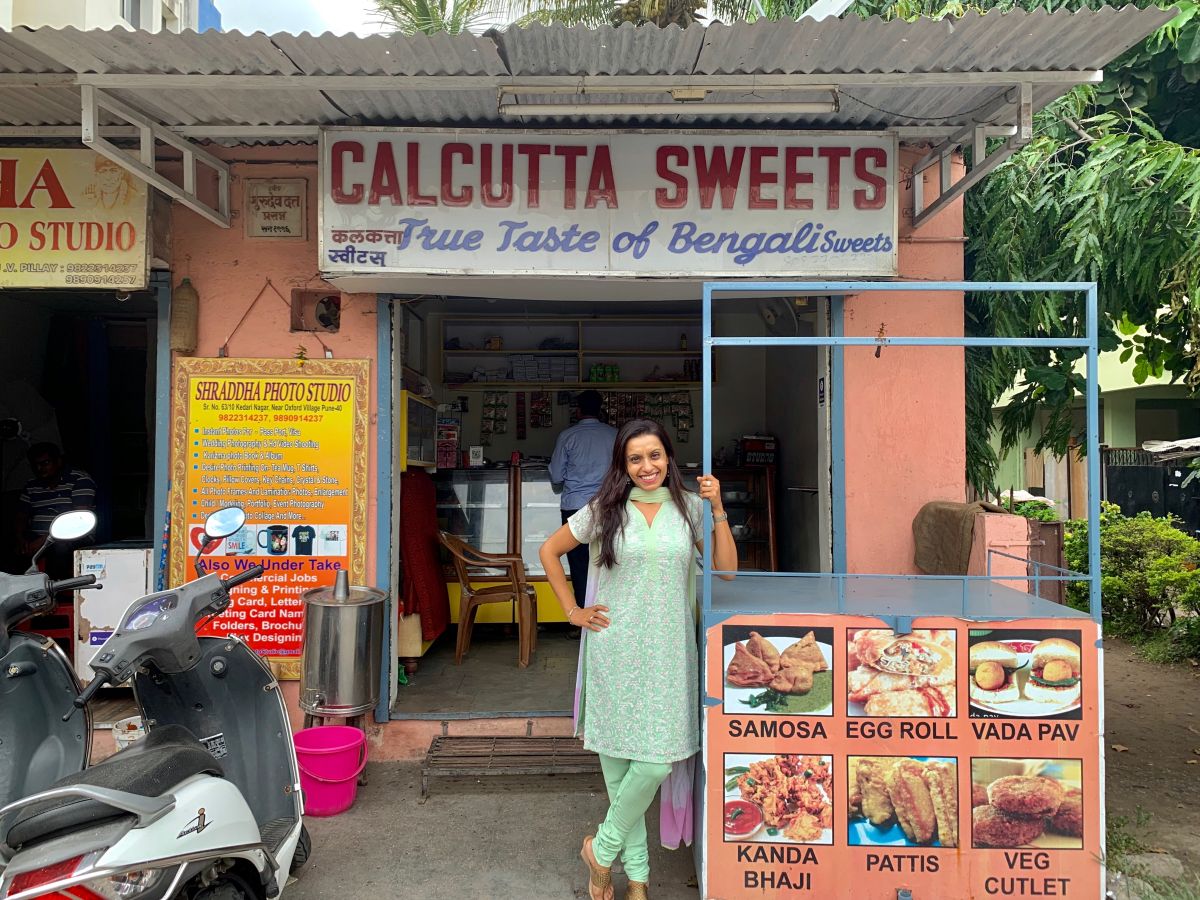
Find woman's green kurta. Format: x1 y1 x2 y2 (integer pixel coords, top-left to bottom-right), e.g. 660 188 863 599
569 493 701 764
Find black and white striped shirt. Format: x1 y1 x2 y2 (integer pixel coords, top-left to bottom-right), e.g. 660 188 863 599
19 468 97 537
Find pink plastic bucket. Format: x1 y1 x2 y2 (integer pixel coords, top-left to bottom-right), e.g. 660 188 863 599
294 726 368 817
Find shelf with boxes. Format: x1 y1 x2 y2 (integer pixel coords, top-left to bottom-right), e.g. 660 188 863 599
440 315 703 389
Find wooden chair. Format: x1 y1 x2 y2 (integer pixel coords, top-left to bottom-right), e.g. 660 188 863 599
437 532 537 669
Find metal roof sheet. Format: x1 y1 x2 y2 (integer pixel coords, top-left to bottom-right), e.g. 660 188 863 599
0 8 1176 139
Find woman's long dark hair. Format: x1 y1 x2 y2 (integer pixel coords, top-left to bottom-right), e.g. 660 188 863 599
590 418 697 569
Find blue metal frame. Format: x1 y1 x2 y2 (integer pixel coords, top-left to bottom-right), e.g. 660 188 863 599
701 280 1102 624
151 272 172 589
829 295 847 574
374 295 393 724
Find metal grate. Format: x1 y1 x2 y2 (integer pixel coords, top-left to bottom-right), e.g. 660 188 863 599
421 736 600 800
1104 448 1157 467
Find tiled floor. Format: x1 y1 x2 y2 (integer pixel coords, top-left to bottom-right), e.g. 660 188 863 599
394 625 580 716
89 687 138 728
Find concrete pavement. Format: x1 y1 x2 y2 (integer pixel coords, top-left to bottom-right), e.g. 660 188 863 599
289 761 701 900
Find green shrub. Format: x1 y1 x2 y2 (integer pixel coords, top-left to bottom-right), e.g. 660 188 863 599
1163 615 1200 661
1063 502 1200 655
1012 500 1059 522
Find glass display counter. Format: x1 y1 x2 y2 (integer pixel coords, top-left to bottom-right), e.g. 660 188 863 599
433 468 511 568
519 465 561 577
432 465 569 623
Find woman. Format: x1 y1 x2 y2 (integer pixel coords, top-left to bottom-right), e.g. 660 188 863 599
539 419 737 900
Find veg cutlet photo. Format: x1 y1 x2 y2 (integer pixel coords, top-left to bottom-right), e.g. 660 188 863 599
987 775 1065 818
973 805 1047 848
972 784 990 808
1048 788 1083 838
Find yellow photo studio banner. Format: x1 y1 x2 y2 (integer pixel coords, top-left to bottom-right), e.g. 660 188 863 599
169 358 370 677
0 148 148 289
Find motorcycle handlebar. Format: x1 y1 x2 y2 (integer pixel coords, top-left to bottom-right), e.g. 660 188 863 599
224 565 265 590
51 574 99 593
65 673 110 720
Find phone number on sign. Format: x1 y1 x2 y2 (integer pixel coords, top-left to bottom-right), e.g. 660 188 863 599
218 414 268 422
273 414 324 423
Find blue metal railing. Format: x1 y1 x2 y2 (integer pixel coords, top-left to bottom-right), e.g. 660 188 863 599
986 548 1086 604
700 280 1102 624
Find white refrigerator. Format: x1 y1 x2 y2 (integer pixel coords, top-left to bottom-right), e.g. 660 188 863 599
73 545 154 680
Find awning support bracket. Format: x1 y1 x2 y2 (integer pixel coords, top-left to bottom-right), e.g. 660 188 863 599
909 82 1033 231
80 84 231 229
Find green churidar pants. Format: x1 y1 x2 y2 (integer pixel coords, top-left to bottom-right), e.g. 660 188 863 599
592 754 674 883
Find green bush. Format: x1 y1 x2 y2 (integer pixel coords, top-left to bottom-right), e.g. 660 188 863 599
1063 502 1200 660
1012 500 1059 523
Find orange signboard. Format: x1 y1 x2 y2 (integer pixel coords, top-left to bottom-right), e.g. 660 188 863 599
704 615 1101 899
0 148 148 289
168 358 370 674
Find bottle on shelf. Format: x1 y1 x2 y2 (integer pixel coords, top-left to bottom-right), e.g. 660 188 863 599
680 332 688 351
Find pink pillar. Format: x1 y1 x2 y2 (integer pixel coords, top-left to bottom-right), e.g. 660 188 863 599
843 147 967 574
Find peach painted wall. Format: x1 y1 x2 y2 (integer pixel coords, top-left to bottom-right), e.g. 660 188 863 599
968 513 1031 589
842 147 966 574
166 145 382 615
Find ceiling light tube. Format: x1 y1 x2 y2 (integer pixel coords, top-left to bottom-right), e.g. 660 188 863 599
499 101 839 117
497 83 839 96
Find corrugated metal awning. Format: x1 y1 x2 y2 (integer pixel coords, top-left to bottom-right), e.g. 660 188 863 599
0 9 1172 231
0 9 1175 139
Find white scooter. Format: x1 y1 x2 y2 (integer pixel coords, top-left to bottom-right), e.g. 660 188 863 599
0 506 310 900
0 510 101 878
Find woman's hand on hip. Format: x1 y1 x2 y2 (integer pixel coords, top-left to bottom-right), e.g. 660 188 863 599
698 473 724 514
569 604 611 632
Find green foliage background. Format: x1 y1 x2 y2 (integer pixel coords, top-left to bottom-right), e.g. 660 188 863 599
1064 502 1200 659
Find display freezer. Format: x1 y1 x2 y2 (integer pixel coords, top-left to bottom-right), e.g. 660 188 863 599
73 545 153 680
432 465 569 625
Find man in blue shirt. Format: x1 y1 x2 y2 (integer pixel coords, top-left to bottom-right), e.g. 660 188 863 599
549 390 616 610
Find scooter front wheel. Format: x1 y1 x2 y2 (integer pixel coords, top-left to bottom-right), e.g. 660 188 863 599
192 871 257 900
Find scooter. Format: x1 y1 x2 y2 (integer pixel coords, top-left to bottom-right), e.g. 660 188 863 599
0 506 310 900
0 510 102 868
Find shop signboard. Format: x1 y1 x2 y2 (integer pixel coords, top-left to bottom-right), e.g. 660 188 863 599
244 177 307 239
704 614 1101 899
318 130 897 278
168 358 370 678
0 148 148 289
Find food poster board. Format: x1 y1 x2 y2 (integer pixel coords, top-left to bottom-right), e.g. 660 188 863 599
703 615 1101 899
169 358 370 679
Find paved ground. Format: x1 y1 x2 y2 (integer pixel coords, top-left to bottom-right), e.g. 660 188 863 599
289 764 700 900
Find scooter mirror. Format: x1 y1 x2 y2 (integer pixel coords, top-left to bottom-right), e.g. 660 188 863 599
204 506 246 541
48 510 97 542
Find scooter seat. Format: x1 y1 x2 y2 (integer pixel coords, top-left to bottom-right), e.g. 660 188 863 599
5 724 223 849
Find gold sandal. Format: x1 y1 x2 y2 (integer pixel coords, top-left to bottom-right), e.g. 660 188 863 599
580 835 613 900
626 881 649 900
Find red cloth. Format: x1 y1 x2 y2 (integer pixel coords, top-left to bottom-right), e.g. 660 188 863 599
399 470 450 642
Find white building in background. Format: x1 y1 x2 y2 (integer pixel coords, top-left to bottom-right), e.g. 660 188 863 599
0 0 215 32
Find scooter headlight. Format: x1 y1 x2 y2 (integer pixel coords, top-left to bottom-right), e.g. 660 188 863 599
80 866 170 898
